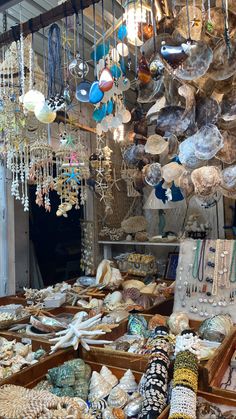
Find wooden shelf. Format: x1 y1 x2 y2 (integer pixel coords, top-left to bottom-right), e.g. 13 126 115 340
98 240 180 246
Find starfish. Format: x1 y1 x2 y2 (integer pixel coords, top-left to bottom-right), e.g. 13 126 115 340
49 312 111 352
64 168 81 184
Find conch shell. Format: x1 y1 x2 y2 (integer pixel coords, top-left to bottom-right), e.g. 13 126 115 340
95 260 112 287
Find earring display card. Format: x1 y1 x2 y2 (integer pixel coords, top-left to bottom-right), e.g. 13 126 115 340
173 239 236 322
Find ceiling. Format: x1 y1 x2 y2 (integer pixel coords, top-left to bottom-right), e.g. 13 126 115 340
0 0 123 65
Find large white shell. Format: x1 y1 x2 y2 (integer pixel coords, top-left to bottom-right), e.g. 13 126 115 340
100 366 118 388
96 260 112 286
107 386 128 408
104 291 123 306
117 369 138 393
89 371 112 401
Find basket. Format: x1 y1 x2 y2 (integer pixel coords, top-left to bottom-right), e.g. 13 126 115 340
127 254 157 277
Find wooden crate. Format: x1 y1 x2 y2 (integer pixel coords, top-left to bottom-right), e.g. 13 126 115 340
160 390 236 419
208 328 236 399
80 313 233 389
15 349 168 418
0 333 53 387
80 314 200 373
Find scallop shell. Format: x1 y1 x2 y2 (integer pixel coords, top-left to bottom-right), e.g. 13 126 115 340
144 134 168 155
209 39 236 81
220 165 236 190
216 131 236 164
175 41 213 81
135 294 152 310
100 366 118 388
193 124 224 160
123 280 145 290
191 166 221 196
143 163 162 187
162 162 185 183
107 386 128 408
179 137 203 169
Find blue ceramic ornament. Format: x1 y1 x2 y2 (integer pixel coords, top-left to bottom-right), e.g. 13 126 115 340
155 180 184 203
110 64 121 78
93 108 104 122
118 25 128 41
91 42 110 61
106 100 113 115
76 80 91 102
89 80 104 104
120 59 126 75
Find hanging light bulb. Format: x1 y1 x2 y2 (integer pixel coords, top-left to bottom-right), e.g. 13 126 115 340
123 0 151 45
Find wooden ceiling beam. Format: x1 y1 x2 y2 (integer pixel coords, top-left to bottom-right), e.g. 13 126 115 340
0 0 100 47
0 0 22 13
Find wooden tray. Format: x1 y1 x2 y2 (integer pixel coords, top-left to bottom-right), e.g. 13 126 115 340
160 390 236 419
208 328 236 399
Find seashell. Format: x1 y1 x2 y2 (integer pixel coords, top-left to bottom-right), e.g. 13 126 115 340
124 396 143 417
123 288 141 302
216 131 236 164
121 216 147 234
179 137 203 169
221 87 236 122
196 96 220 128
162 162 185 183
128 314 147 336
104 291 123 307
193 124 224 160
102 407 115 419
175 41 213 81
137 77 164 104
135 231 148 242
96 259 112 287
209 39 236 81
167 134 179 158
78 276 96 287
100 366 118 388
118 369 138 393
108 386 128 408
109 267 123 289
199 314 233 342
175 6 202 41
13 342 29 357
177 170 194 197
167 312 189 335
116 341 130 351
123 280 145 290
89 371 112 401
140 283 156 294
112 407 126 419
143 163 162 187
91 398 107 412
155 105 194 137
191 166 221 196
148 314 166 330
144 134 168 155
135 294 152 310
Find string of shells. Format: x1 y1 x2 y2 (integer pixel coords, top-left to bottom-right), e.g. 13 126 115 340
0 385 92 419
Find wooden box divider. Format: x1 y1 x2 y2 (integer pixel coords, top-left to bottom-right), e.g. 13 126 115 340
208 328 236 399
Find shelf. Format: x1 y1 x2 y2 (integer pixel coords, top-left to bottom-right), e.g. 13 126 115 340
98 241 180 247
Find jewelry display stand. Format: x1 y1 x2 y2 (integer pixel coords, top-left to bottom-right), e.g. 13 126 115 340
173 239 236 322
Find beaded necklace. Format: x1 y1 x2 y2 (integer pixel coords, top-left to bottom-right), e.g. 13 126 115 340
192 239 206 282
229 241 236 283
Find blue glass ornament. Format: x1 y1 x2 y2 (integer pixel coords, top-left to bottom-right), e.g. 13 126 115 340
118 25 128 41
106 100 113 115
91 42 110 61
89 80 104 104
76 80 91 102
110 64 121 78
93 108 103 122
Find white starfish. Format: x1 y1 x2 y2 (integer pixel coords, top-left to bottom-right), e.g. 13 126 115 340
49 312 111 353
